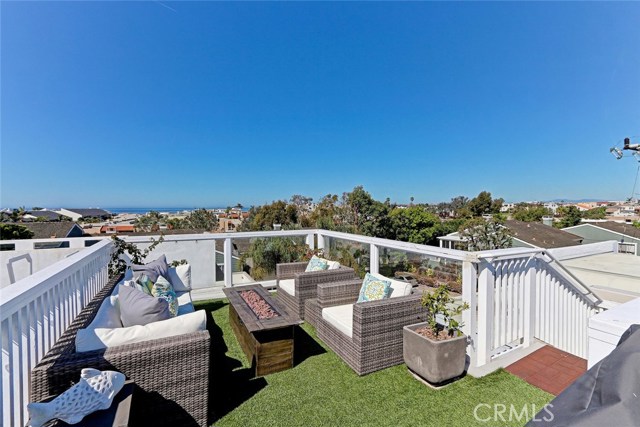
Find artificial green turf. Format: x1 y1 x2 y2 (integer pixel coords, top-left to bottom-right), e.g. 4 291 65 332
197 300 552 427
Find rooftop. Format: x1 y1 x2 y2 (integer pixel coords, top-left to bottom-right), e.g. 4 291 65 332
561 252 640 304
505 220 583 249
202 299 552 426
18 221 84 239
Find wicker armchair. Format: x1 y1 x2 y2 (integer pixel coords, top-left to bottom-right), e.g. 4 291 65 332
30 275 211 427
275 261 356 320
305 278 423 375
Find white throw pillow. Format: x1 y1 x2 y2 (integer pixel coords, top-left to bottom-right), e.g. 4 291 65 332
86 295 122 330
369 272 412 298
75 309 207 353
325 260 341 270
167 264 192 292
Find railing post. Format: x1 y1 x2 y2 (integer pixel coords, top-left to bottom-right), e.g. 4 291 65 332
461 261 478 364
523 256 537 348
476 260 495 367
317 233 325 253
224 238 233 287
305 233 315 251
369 244 379 275
212 240 217 285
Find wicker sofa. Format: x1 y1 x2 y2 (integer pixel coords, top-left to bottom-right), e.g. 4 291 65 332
305 278 423 375
275 261 356 320
30 275 211 427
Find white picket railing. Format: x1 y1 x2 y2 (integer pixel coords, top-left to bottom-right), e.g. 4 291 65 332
0 239 112 427
472 246 604 366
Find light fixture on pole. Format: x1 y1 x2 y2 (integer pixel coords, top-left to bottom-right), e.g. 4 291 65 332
610 137 640 160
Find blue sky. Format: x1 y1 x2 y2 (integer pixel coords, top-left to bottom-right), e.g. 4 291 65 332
2 2 639 208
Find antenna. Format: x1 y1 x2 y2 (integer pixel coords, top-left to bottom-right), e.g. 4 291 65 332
610 136 640 202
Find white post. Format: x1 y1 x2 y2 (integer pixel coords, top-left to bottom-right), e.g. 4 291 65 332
212 240 217 285
476 260 495 367
305 233 315 251
224 238 233 287
523 256 537 348
369 244 379 275
317 233 325 252
461 261 478 364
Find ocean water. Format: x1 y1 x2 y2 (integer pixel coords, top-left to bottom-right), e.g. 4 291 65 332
105 207 227 215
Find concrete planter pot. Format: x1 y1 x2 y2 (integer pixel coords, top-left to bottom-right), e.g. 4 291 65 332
403 322 467 385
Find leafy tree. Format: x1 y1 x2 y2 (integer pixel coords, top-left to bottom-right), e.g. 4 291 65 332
133 211 165 232
0 223 34 239
342 186 395 238
309 194 355 232
459 218 513 251
512 203 552 222
290 195 314 227
166 217 189 230
449 196 469 216
186 208 218 231
240 201 298 231
465 191 503 218
389 206 441 245
7 207 27 222
555 206 582 228
581 207 606 220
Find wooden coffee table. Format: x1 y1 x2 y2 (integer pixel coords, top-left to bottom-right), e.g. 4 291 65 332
223 284 302 376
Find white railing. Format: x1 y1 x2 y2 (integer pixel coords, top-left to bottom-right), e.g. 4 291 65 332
534 259 601 358
120 229 472 287
618 241 638 255
0 239 112 427
472 245 605 366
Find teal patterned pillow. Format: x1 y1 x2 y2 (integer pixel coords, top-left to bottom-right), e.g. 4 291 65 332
357 273 392 303
135 274 154 296
151 276 179 317
305 255 329 272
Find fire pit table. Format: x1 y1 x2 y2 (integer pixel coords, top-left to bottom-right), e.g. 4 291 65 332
223 284 303 376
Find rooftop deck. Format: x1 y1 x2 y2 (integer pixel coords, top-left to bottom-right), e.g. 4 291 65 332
0 230 633 426
201 299 553 426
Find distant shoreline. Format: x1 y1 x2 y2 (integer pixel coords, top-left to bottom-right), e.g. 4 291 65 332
106 207 245 215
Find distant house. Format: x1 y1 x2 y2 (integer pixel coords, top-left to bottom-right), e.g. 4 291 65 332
22 210 69 221
20 222 85 239
54 208 112 222
563 222 640 256
100 225 135 234
438 220 583 250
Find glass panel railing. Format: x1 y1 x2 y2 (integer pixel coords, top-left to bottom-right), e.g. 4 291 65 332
231 235 308 285
378 246 463 295
323 236 370 278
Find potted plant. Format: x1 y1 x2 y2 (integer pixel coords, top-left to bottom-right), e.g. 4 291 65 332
403 285 469 385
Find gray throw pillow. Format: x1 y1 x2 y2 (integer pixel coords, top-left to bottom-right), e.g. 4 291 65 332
119 284 171 327
131 254 169 283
